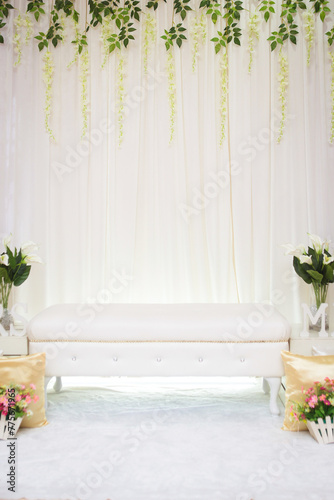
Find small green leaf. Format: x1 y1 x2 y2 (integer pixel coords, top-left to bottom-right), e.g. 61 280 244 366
264 11 270 21
270 40 277 51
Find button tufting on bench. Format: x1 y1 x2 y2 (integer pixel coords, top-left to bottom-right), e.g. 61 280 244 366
157 357 162 362
199 357 203 363
113 357 118 362
240 357 245 363
72 356 76 361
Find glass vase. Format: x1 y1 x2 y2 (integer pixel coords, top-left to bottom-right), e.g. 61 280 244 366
0 308 14 332
309 282 329 331
0 280 13 332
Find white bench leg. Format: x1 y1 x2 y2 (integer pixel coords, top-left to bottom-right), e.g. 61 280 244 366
264 377 281 415
262 378 270 394
44 377 52 409
53 376 62 393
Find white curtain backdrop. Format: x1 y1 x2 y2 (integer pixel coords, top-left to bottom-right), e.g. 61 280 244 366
0 0 334 323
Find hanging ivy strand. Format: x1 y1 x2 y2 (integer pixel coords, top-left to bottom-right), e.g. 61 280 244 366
277 47 288 143
13 13 34 66
42 49 55 140
161 23 187 49
167 49 176 144
2 1 334 147
117 50 126 147
189 12 206 72
303 9 315 66
247 11 260 73
79 49 89 140
142 12 156 74
327 26 334 144
219 49 228 147
0 0 14 43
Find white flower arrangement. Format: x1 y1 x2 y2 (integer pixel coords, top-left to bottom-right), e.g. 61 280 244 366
13 13 34 67
167 49 176 145
247 12 260 74
142 12 157 75
329 51 334 144
303 10 315 67
189 12 206 73
42 49 55 141
277 48 288 143
79 49 89 140
219 50 228 147
101 15 113 69
117 50 126 147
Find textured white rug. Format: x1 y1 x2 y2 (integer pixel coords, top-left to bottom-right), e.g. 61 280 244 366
0 377 332 500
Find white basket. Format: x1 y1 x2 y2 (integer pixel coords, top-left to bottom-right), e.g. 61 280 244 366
0 413 23 440
306 417 334 445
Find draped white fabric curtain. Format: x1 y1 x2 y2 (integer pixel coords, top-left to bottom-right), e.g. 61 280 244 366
0 0 334 322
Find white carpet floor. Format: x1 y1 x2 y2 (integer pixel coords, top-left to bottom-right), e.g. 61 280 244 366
0 376 333 500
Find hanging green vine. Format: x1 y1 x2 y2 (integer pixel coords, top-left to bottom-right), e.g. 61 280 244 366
1 1 334 145
247 12 260 73
42 49 55 140
167 48 176 144
0 0 14 43
327 27 334 144
219 49 228 146
117 50 126 146
142 12 157 74
189 12 206 72
303 9 314 66
13 13 34 66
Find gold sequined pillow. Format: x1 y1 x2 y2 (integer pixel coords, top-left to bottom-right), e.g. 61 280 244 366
0 352 48 428
281 350 334 431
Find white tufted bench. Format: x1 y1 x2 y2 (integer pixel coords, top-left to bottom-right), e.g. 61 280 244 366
27 303 291 414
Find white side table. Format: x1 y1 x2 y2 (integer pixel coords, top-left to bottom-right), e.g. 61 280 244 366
290 324 334 355
0 335 28 356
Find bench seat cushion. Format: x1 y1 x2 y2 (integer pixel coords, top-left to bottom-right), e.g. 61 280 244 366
27 303 290 343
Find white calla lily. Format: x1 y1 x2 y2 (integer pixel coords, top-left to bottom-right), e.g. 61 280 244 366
281 243 305 257
299 255 312 265
324 254 334 265
21 241 39 256
308 233 324 253
2 234 12 249
24 254 43 264
0 254 9 266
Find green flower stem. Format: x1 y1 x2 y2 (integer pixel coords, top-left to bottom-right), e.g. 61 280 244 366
0 280 12 309
311 282 329 309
